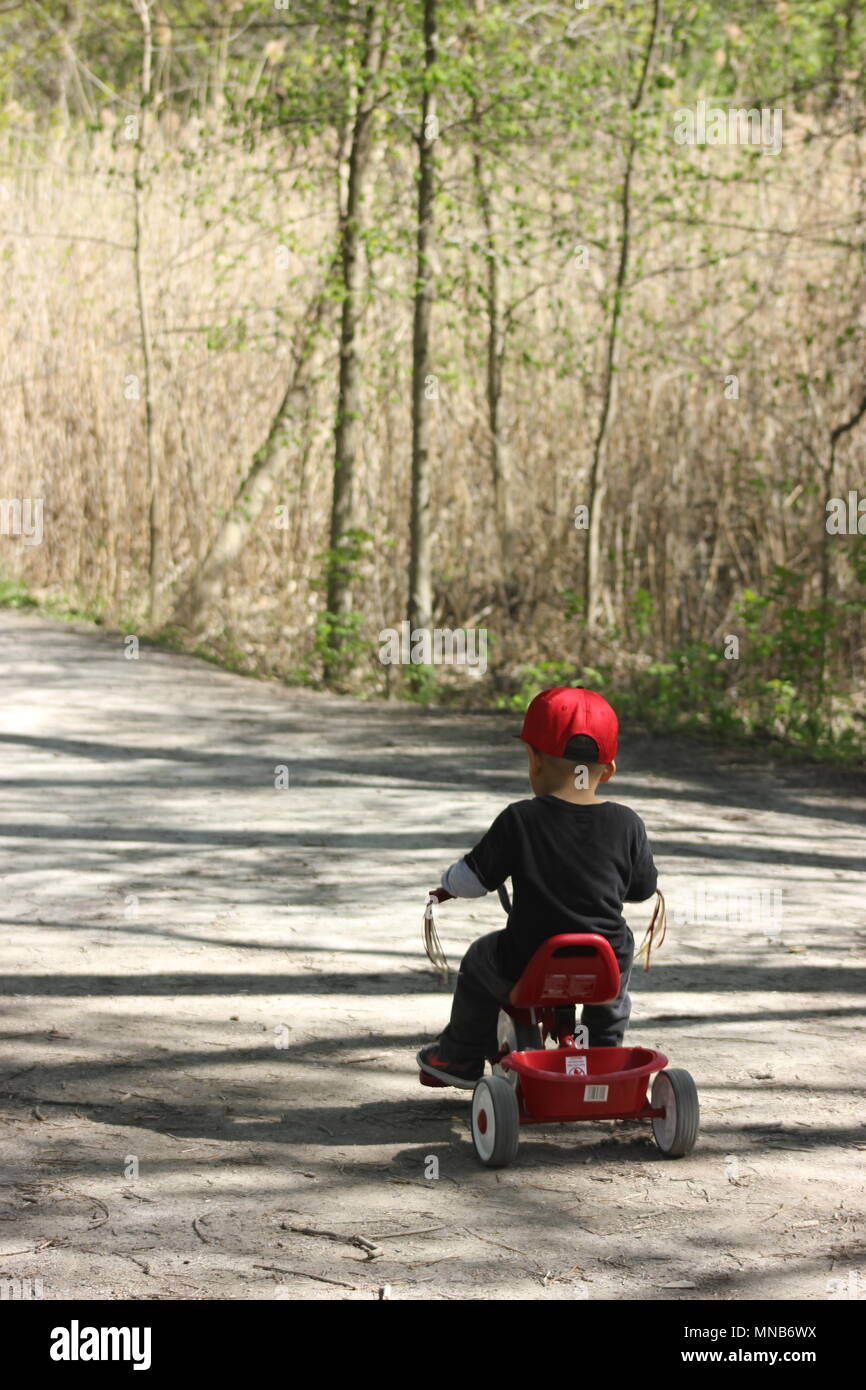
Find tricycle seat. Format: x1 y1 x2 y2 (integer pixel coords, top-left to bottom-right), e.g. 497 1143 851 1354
507 933 620 1008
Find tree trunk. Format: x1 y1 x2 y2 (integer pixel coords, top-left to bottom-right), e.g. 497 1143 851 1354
471 106 513 603
170 288 329 631
818 385 866 722
585 0 661 631
326 1 386 629
131 0 159 624
408 0 438 636
56 1 91 125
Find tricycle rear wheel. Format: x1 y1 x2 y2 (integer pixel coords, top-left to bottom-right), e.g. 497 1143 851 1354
494 1012 542 1084
497 1011 542 1053
651 1068 699 1157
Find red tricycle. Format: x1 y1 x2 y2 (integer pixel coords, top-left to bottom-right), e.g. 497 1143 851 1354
421 893 699 1169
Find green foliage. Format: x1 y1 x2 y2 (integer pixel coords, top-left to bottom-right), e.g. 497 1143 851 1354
404 663 441 704
491 660 582 713
608 570 864 761
311 527 374 686
312 605 367 686
483 569 865 764
43 589 108 626
560 588 584 622
632 587 654 639
0 573 37 609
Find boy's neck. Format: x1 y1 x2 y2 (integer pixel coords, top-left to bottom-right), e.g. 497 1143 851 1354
542 787 604 805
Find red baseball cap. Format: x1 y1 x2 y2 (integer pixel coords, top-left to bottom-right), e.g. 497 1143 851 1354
516 686 618 763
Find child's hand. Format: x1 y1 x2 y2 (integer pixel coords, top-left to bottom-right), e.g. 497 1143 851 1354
428 887 454 904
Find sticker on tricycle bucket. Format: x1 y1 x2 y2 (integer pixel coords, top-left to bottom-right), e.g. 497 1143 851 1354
584 1084 609 1101
565 1055 588 1076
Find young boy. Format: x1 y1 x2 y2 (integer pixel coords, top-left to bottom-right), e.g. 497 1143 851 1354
417 686 658 1088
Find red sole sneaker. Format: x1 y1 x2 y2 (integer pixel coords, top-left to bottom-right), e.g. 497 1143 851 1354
416 1047 482 1090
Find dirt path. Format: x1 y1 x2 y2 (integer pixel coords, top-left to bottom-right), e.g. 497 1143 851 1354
1 610 864 1301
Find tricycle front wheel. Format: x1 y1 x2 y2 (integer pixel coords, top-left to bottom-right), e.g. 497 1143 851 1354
471 1075 520 1168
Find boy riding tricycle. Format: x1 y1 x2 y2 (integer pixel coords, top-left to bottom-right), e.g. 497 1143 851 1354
416 686 698 1168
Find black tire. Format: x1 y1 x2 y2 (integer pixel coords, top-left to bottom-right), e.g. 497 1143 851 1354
651 1068 700 1157
471 1075 520 1168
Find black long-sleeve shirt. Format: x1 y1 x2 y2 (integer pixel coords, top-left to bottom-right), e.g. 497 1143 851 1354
463 795 658 979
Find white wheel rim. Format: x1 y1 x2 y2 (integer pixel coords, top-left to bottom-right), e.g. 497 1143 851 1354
494 1013 519 1086
472 1082 497 1161
652 1072 677 1149
497 1013 517 1052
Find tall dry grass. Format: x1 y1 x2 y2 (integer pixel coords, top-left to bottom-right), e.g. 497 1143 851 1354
0 107 864 696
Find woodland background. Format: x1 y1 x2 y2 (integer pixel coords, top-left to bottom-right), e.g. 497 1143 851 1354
1 0 865 760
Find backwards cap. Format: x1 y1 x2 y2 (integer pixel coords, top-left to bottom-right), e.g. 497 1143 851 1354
518 686 618 763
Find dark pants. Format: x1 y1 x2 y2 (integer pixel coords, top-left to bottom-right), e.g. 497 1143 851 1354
436 928 635 1063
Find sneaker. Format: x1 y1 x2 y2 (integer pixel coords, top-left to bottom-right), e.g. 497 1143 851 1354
416 1043 484 1090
